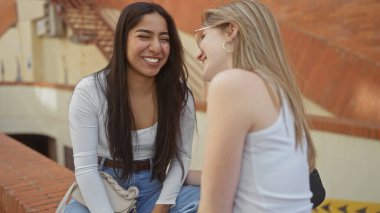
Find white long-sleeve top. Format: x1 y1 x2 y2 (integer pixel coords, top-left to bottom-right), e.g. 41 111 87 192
68 74 195 213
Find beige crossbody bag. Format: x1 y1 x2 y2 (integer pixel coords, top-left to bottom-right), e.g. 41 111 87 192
56 158 139 213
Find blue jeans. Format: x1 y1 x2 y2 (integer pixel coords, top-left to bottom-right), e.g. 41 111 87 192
64 167 200 213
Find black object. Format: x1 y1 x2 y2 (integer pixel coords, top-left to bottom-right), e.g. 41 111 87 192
310 168 326 208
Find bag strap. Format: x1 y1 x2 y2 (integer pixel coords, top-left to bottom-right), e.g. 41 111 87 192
55 181 78 213
56 156 114 213
99 156 106 171
100 172 139 199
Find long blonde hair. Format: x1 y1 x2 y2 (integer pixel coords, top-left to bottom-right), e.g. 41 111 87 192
203 0 316 169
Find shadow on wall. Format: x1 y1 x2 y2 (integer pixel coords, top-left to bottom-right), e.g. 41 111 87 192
8 133 57 161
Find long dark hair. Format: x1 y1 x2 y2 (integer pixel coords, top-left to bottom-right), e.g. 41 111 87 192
94 2 190 181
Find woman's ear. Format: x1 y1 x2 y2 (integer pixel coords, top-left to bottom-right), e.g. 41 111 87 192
226 23 239 41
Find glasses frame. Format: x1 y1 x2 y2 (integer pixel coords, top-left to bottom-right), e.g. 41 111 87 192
194 25 217 47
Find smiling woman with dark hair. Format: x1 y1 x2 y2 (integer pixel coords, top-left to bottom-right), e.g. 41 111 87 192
64 2 199 213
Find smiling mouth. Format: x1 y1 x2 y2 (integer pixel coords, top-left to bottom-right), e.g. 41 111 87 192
143 57 160 63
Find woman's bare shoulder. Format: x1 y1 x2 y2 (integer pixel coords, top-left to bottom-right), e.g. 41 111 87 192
208 69 277 130
209 69 267 96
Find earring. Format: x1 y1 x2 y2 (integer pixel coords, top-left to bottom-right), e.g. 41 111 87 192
222 41 234 53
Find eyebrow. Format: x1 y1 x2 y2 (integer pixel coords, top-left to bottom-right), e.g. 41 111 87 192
135 29 169 36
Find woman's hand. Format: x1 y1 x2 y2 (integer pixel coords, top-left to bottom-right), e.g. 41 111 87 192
151 204 170 213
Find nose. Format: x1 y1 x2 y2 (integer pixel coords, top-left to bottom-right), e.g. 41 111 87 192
196 50 206 63
149 38 161 52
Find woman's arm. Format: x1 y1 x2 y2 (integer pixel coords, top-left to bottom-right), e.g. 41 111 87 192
198 70 256 213
185 170 202 186
69 78 113 213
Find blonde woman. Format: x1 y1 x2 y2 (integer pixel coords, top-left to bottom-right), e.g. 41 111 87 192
194 0 316 212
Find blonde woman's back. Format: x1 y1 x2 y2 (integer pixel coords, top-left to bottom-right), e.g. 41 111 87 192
234 91 312 212
203 69 312 212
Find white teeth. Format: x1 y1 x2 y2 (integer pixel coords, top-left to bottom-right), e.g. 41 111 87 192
144 57 159 63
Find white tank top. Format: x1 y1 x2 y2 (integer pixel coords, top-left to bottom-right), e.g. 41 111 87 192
233 97 312 213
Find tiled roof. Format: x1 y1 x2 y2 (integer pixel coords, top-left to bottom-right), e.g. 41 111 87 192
261 0 380 124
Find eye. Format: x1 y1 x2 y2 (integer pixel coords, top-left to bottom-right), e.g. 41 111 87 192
138 34 150 39
201 32 206 40
160 37 170 42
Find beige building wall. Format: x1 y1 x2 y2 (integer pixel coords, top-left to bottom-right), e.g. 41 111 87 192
15 0 46 82
0 0 108 85
303 97 335 117
38 37 107 85
0 85 72 164
0 28 19 81
313 131 380 203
